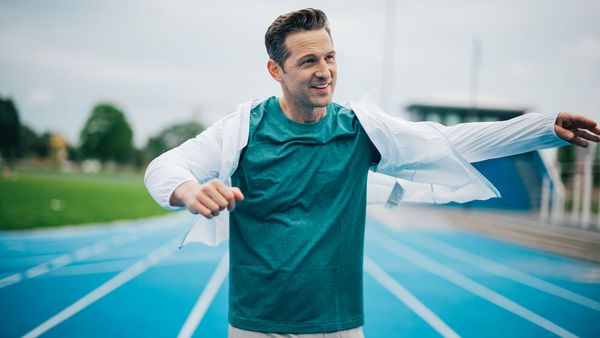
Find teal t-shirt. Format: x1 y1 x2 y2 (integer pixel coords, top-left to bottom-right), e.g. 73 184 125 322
229 97 380 333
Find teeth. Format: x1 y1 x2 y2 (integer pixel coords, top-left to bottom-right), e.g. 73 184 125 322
312 84 328 89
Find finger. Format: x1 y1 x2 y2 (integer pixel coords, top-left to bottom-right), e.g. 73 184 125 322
197 193 222 216
575 128 600 143
195 203 215 219
202 180 229 212
232 187 244 201
582 125 600 136
557 112 599 135
206 187 230 211
189 202 214 219
230 187 244 211
208 180 235 210
570 114 598 129
227 197 236 212
557 126 590 147
227 187 245 212
214 183 236 211
186 206 199 215
555 125 576 142
572 137 590 148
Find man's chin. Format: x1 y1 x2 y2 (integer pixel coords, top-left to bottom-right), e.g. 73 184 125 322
311 94 333 107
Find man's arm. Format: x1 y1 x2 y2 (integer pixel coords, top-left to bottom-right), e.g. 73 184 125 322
430 112 600 163
144 115 243 218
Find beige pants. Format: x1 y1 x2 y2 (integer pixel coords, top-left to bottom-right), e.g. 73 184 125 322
228 325 365 338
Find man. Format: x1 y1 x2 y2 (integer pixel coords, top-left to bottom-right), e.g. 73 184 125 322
145 8 600 338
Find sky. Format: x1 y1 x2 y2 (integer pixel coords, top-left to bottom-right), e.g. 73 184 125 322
1 0 599 147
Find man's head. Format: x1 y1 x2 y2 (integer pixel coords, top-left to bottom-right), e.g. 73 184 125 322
265 8 331 68
265 8 337 116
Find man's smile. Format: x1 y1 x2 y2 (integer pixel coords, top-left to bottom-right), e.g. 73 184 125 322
310 83 331 90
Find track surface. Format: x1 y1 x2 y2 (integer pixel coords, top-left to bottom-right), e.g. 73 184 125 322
1 207 599 337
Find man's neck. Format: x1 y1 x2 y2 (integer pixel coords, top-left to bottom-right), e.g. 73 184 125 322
279 98 327 123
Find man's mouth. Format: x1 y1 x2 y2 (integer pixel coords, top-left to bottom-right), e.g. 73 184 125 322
311 83 330 89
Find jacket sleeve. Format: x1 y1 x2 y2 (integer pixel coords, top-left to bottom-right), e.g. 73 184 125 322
144 119 225 210
426 112 571 163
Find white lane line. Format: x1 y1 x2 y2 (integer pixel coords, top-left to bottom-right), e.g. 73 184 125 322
177 252 229 338
364 256 460 338
25 263 50 278
48 252 224 278
21 237 180 338
368 229 578 338
0 233 140 289
0 273 22 288
410 234 600 312
50 255 72 267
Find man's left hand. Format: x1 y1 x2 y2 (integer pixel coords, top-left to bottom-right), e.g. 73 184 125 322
555 112 600 147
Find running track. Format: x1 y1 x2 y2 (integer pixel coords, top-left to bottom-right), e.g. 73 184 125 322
1 206 599 337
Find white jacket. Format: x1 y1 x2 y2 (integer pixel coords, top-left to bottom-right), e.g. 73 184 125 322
144 95 568 247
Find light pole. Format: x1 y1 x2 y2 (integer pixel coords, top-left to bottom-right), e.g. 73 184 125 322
381 0 397 113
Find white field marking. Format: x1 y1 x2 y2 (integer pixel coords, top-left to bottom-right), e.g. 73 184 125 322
22 237 180 338
0 232 141 290
368 229 578 338
364 256 460 338
409 234 600 312
177 252 230 338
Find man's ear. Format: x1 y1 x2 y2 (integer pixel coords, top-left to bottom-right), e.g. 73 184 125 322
267 59 283 82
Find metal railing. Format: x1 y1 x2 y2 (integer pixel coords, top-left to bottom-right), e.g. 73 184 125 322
540 144 600 231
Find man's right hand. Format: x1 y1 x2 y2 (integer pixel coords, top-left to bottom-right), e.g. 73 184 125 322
170 180 244 219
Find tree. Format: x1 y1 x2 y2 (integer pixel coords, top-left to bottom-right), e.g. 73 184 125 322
34 132 52 158
143 121 204 164
79 103 134 164
0 97 21 168
19 125 51 158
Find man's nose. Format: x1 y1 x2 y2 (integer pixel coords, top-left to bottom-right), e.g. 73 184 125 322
315 59 331 79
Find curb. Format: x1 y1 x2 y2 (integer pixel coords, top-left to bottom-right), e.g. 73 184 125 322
444 209 600 263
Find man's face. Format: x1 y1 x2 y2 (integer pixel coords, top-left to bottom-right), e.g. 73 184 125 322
273 29 337 112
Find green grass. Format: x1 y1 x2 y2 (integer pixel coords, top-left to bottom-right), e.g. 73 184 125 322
0 170 170 230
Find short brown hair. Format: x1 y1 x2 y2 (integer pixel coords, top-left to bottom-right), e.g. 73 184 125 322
265 8 332 67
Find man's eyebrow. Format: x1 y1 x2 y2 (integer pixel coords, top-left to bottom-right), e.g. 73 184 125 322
297 50 336 62
297 54 317 63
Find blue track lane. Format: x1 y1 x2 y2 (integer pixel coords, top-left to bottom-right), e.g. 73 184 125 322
1 209 599 337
